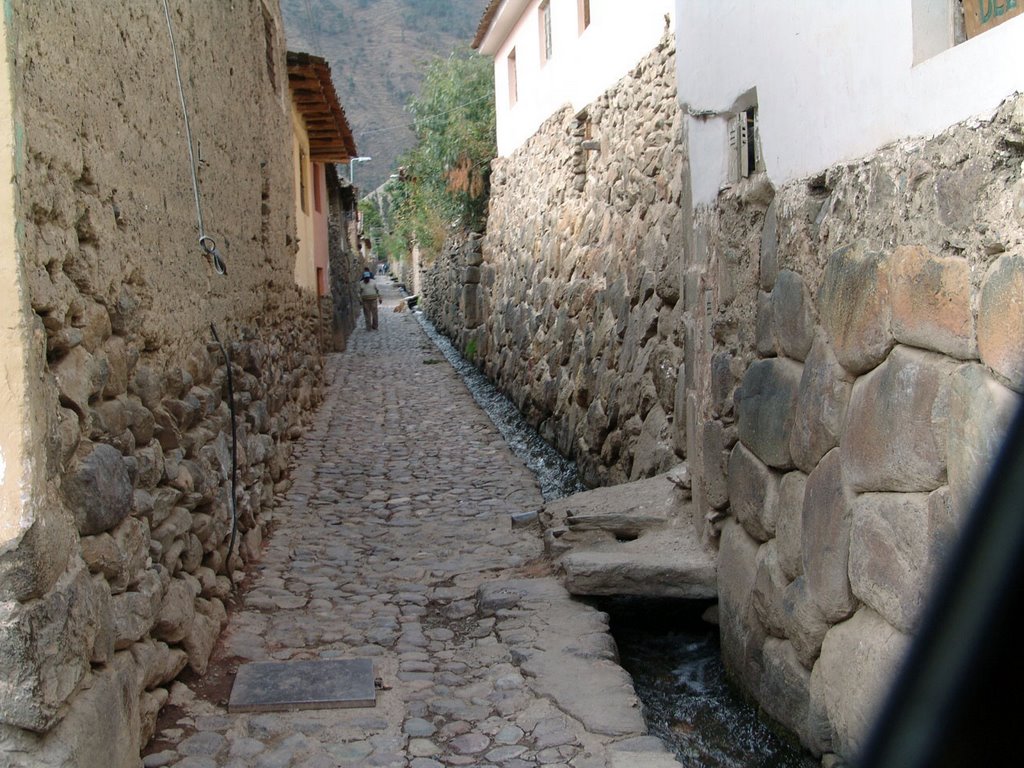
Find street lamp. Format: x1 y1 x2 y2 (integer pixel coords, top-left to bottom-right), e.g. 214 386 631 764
349 156 371 185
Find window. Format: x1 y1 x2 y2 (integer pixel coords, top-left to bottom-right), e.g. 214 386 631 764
578 0 591 35
507 48 518 106
913 0 1020 64
299 148 308 213
313 163 322 213
728 107 762 182
539 1 552 65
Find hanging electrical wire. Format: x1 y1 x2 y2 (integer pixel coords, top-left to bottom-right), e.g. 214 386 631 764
161 0 239 586
161 0 227 275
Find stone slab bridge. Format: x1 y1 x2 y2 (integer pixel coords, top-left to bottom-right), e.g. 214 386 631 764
143 277 692 768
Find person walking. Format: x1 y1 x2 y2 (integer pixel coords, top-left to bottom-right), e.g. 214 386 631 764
358 269 382 330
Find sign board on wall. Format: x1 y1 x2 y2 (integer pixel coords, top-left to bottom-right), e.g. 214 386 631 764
964 0 1023 38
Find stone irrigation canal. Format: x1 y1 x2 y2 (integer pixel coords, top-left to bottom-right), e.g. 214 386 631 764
141 278 804 768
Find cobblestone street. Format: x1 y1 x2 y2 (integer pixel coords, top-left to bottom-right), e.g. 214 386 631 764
143 280 674 768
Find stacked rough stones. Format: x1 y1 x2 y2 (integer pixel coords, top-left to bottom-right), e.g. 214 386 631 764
421 22 1024 762
423 35 687 491
706 96 1024 761
0 4 330 767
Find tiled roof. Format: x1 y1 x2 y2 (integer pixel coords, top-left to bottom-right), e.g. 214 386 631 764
286 51 358 162
472 0 502 50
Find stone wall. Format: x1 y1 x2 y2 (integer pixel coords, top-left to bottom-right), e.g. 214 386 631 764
325 172 362 351
422 35 688 492
691 96 1024 760
421 21 1024 761
0 2 324 766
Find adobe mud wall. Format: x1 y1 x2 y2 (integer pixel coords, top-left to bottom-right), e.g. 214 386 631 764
422 35 689 493
690 97 1024 761
0 2 323 766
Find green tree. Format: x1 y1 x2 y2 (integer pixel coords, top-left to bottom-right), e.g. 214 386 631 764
364 48 495 265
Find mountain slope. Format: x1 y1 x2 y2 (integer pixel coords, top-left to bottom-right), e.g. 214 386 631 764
281 0 489 193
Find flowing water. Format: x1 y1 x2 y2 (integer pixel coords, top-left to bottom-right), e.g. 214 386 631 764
418 312 816 767
598 597 818 768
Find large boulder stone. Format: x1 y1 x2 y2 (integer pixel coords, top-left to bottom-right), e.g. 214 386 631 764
0 561 108 731
776 471 807 581
52 346 104 416
63 442 133 536
755 291 777 357
736 358 803 469
130 639 189 691
629 405 677 480
183 600 223 675
5 652 143 768
802 449 856 622
890 245 976 361
727 442 780 542
978 253 1024 391
111 568 165 650
0 509 77 602
790 333 853 474
818 242 893 375
760 638 813 752
771 270 815 362
780 575 830 670
849 492 954 634
946 363 1020 518
717 520 766 696
816 608 910 761
101 336 131 399
152 576 195 644
81 533 123 587
752 541 789 638
700 420 730 509
843 345 956 493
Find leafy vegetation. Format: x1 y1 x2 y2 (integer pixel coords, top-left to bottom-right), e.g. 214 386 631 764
360 48 495 265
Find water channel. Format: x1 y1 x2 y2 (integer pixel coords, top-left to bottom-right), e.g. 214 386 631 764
417 312 816 767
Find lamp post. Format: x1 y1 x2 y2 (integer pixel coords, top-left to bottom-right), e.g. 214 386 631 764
349 156 371 185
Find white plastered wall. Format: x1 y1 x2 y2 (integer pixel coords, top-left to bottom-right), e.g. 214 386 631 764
676 0 1024 205
0 13 34 546
484 0 675 156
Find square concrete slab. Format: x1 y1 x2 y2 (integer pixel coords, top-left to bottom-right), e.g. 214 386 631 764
228 658 376 713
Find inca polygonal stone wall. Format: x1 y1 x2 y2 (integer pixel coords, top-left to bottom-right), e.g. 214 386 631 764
690 96 1024 761
422 35 688 494
0 2 324 766
422 25 1024 763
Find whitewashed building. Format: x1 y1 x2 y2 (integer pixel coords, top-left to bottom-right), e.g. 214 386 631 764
676 0 1024 204
473 0 675 156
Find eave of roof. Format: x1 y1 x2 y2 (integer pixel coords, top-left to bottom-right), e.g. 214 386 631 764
472 0 502 49
471 0 534 56
286 51 358 163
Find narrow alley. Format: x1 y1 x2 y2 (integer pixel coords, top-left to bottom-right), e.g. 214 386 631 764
142 278 671 768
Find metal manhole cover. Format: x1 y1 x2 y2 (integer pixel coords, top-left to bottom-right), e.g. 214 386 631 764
228 658 376 713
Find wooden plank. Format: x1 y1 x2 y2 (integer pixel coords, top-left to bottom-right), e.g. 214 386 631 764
963 0 1023 39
